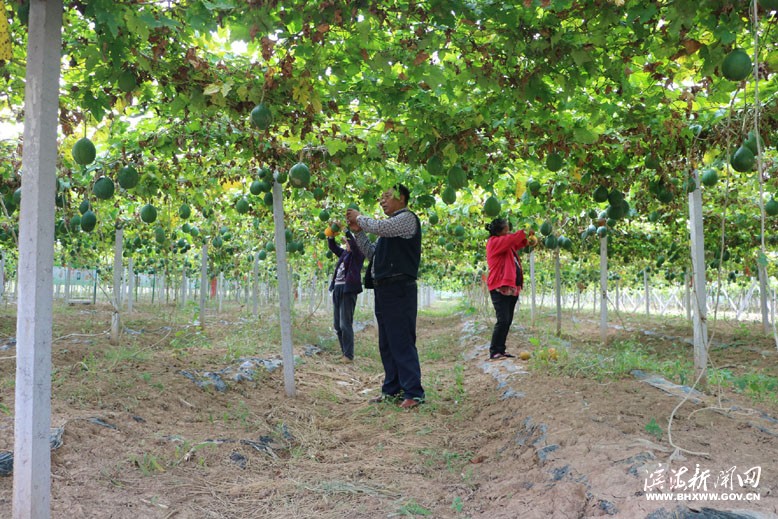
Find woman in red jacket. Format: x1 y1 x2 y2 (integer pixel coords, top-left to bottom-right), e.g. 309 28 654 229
485 218 531 360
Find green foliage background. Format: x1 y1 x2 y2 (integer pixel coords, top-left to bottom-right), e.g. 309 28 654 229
1 0 777 289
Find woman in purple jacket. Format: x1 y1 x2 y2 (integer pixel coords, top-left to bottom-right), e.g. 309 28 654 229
327 229 366 361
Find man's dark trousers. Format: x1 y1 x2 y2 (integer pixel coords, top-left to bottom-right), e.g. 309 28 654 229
374 280 424 400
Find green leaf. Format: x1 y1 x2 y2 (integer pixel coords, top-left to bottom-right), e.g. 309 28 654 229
573 126 600 145
424 66 447 90
201 0 237 9
81 91 111 122
220 79 234 97
628 4 658 24
285 16 302 35
95 7 124 38
137 10 162 28
169 94 189 114
229 23 251 42
124 11 150 41
765 51 778 72
203 83 222 96
571 49 592 67
441 142 458 163
712 26 737 46
325 138 348 155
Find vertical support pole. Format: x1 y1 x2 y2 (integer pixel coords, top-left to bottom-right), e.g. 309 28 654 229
218 271 224 314
308 271 317 315
122 266 129 308
615 279 620 313
554 248 561 337
14 2 61 516
111 228 123 345
689 173 708 386
126 257 134 314
529 250 536 327
0 250 5 302
252 252 259 318
758 265 770 333
92 269 98 305
199 244 208 328
644 269 650 316
272 180 296 397
600 236 608 345
684 270 692 321
181 264 187 308
64 266 71 305
289 265 295 310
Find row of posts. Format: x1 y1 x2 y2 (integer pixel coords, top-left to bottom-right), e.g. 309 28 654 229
1 247 438 318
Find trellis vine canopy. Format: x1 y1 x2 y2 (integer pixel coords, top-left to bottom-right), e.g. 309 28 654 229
0 0 775 284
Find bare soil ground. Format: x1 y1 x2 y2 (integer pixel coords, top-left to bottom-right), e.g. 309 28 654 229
0 298 777 518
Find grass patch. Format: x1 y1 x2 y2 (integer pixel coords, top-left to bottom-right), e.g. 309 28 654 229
420 334 454 362
447 364 466 402
169 327 212 351
530 338 778 403
104 344 152 367
645 418 663 440
52 304 106 335
219 321 277 360
311 387 341 404
529 339 691 383
395 499 433 516
419 299 463 318
215 309 348 360
131 452 165 476
0 373 14 391
355 336 382 366
709 370 778 402
419 447 472 473
136 371 165 395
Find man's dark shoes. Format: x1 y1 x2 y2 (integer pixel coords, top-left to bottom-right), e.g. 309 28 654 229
398 397 424 410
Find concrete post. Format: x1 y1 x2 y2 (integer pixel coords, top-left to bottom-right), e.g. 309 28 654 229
199 244 208 327
600 236 608 344
529 250 536 327
127 257 134 314
14 2 61 516
252 252 259 318
689 173 709 386
272 180 296 397
111 228 123 344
